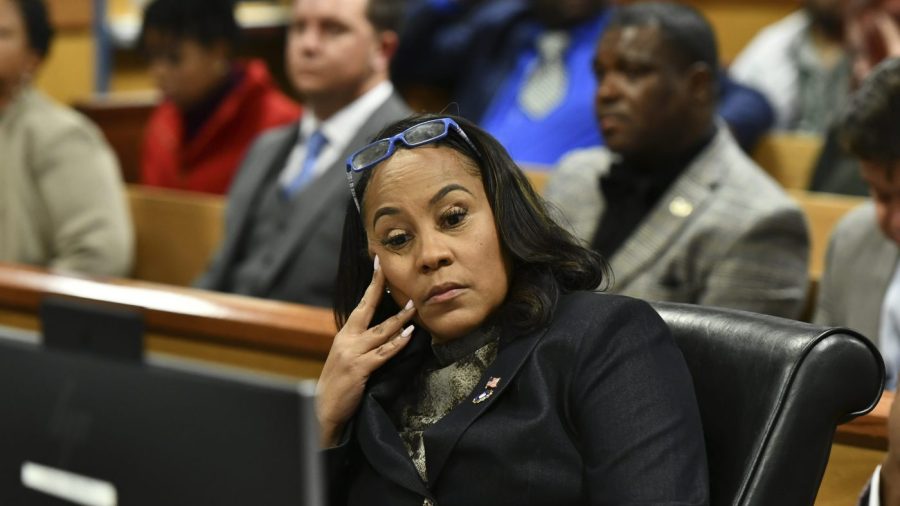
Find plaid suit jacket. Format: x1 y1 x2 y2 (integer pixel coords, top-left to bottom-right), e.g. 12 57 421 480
545 126 810 319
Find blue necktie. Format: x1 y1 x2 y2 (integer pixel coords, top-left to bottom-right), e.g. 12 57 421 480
283 130 328 198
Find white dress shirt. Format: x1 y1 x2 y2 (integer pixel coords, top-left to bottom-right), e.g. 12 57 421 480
867 464 882 506
278 81 395 188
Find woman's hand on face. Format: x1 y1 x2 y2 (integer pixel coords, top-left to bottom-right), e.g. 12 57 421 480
316 256 417 448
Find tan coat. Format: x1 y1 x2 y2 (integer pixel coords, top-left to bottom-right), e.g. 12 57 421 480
0 87 133 276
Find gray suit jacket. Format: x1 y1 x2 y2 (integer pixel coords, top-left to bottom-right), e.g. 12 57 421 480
545 127 810 319
196 92 411 307
814 202 899 345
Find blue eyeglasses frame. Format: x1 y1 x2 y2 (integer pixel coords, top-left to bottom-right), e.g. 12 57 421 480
345 117 481 212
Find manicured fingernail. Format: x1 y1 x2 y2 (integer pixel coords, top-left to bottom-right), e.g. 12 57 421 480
373 255 380 272
401 325 414 338
404 299 414 311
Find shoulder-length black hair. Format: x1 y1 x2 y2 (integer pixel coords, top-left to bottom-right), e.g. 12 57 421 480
334 114 608 336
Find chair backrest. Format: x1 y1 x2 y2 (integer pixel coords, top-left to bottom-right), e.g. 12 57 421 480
126 184 225 286
650 301 884 506
752 133 824 190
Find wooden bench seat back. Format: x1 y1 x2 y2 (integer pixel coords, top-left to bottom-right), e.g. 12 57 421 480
127 185 225 286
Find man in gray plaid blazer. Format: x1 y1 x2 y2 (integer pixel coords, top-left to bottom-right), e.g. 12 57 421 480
544 2 809 319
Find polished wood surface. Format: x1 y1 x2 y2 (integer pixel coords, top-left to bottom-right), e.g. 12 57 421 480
0 262 335 360
817 443 885 506
837 390 892 451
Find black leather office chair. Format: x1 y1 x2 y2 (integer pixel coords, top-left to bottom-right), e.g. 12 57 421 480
651 302 885 506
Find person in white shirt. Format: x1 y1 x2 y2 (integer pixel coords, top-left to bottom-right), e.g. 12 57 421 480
731 0 850 133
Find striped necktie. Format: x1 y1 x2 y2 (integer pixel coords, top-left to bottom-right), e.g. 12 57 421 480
518 31 571 119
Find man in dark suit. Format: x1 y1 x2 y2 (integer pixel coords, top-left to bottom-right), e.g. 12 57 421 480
196 0 411 307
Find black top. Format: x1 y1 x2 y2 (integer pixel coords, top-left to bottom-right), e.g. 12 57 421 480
592 131 715 258
325 292 709 505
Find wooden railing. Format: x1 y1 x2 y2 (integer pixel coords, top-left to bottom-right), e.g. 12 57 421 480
837 390 892 450
0 260 889 446
0 262 335 378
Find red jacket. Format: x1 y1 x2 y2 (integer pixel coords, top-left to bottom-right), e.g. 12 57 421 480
141 59 301 194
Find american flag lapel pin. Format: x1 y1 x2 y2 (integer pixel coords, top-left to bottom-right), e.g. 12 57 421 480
473 377 502 404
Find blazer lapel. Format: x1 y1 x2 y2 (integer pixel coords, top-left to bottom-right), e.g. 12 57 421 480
355 333 432 497
609 130 727 289
423 326 548 486
356 393 432 497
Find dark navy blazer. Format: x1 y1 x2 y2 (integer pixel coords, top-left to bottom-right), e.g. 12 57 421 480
325 292 710 506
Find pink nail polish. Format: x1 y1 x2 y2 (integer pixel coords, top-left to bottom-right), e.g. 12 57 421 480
373 255 380 272
404 299 414 311
401 325 414 338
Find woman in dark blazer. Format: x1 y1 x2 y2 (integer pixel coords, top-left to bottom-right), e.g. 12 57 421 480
317 114 709 505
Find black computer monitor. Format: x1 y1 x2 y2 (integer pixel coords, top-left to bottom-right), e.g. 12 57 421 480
0 327 324 506
40 296 144 361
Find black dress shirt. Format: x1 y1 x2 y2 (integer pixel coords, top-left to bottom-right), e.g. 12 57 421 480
592 131 716 258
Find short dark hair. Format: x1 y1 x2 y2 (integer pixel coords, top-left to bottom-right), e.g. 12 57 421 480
138 0 239 52
11 0 54 59
607 2 720 76
334 114 608 336
840 57 900 171
366 0 406 34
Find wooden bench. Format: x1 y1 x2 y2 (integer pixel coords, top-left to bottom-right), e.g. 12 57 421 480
126 184 225 286
753 132 825 191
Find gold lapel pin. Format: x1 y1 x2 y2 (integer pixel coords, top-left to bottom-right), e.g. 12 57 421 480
669 196 693 218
